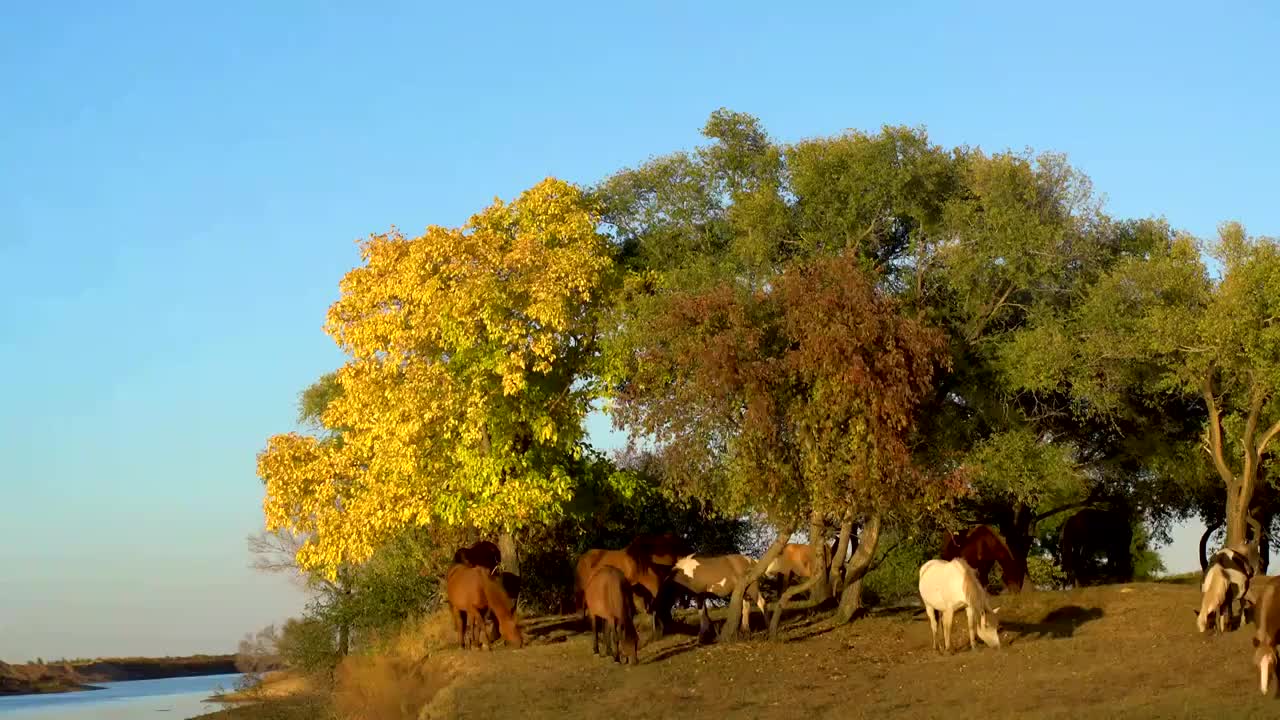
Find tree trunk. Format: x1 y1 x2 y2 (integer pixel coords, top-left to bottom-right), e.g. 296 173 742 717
829 513 854 591
337 622 351 657
836 513 882 624
807 511 832 604
497 531 520 577
718 522 795 643
1198 521 1220 572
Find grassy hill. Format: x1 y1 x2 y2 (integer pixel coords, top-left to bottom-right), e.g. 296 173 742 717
201 576 1280 719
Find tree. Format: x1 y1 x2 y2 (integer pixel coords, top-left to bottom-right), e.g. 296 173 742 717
608 251 951 638
999 221 1280 548
258 178 615 578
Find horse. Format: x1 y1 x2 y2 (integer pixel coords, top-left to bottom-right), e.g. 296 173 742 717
1253 581 1280 695
1059 508 1134 587
761 540 840 587
1196 547 1253 633
452 540 502 572
1245 575 1279 625
918 557 1002 652
573 548 664 627
445 564 523 650
941 525 1025 594
671 553 767 635
584 565 641 665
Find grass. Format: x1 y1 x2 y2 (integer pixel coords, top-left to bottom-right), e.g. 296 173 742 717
203 579 1280 720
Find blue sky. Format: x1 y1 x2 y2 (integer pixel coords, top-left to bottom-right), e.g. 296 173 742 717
1 0 1277 661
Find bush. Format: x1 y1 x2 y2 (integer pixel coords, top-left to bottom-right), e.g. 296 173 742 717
861 531 936 606
235 624 280 675
277 617 338 675
1026 553 1068 590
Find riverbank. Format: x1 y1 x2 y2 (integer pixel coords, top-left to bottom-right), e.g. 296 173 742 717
0 655 241 696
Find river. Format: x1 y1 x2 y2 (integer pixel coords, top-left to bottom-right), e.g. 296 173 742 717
0 673 242 720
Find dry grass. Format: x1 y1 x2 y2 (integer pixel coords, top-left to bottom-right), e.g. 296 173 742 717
404 579 1280 720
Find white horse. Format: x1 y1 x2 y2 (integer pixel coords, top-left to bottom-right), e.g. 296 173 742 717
1197 548 1251 633
918 557 1002 652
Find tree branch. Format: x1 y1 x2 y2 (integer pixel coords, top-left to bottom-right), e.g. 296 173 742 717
1033 500 1096 524
1202 372 1237 490
1259 419 1280 458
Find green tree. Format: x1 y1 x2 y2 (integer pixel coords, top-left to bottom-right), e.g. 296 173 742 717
1000 221 1280 549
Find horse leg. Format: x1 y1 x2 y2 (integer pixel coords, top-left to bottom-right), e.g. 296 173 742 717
965 606 978 652
611 620 621 663
924 606 939 652
454 608 466 650
942 608 955 652
591 615 601 656
741 587 752 633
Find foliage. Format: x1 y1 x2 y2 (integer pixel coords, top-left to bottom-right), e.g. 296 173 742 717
859 531 937 605
608 251 953 530
999 221 1280 543
276 617 339 675
510 447 753 613
1026 554 1068 590
258 178 616 577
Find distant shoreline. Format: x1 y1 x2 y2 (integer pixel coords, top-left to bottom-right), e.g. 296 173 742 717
0 655 241 697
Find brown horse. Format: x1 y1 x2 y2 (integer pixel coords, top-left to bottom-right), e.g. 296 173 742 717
452 540 502 572
584 565 640 665
762 542 827 583
445 564 523 650
672 553 767 635
573 548 664 615
941 525 1025 594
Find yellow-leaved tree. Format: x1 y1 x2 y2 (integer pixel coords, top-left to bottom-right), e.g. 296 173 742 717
258 178 615 578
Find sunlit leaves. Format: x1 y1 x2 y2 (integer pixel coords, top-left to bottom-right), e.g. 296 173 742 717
260 178 613 576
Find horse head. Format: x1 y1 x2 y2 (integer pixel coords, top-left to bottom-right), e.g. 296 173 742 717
978 606 1002 649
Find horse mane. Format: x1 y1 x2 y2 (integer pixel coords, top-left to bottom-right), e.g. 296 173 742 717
958 559 991 612
479 569 516 618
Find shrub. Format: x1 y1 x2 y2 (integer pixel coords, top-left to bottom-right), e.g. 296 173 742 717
277 617 338 675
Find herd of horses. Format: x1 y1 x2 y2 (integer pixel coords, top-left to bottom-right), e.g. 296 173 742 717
442 525 1018 664
441 518 1280 697
1193 521 1280 696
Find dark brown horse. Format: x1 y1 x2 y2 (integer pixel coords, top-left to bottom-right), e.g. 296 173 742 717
445 564 523 650
941 525 1025 594
584 565 640 665
1058 508 1133 587
452 540 502 572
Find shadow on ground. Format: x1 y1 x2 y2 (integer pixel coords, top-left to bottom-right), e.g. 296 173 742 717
1003 605 1105 641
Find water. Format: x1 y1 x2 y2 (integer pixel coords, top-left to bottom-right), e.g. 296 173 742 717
0 673 242 720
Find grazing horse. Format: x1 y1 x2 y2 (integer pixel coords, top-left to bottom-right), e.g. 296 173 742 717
1245 575 1279 625
1197 548 1253 633
941 525 1025 594
445 564 523 650
1253 581 1280 695
584 565 641 665
672 553 767 634
918 558 1002 652
573 549 663 617
452 540 502 572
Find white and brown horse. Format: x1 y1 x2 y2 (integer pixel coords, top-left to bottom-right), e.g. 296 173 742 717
918 557 1001 652
1197 547 1253 633
671 553 767 634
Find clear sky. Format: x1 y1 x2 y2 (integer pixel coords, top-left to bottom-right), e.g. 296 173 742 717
1 0 1277 662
